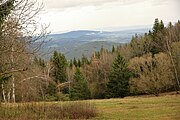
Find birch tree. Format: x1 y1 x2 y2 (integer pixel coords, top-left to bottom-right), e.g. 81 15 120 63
0 0 48 103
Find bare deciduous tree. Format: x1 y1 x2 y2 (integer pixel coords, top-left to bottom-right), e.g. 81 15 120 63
0 0 49 103
129 53 175 96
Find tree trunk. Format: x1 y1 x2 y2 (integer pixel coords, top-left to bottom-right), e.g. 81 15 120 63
2 84 7 103
12 75 15 103
11 46 16 103
7 88 11 102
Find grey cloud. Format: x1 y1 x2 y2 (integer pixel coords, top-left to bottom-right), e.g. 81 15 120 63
43 0 118 9
43 0 148 9
43 0 171 10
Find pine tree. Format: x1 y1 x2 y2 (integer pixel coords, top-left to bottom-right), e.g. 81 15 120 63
51 51 67 83
160 20 165 30
152 18 160 34
45 81 58 101
73 58 77 67
106 53 131 98
149 18 166 54
77 59 81 67
112 45 115 53
69 59 73 68
168 22 173 28
81 55 89 66
70 68 90 100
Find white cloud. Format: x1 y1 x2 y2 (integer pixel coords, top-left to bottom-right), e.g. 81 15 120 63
38 0 180 33
42 0 151 9
43 0 117 9
42 0 172 10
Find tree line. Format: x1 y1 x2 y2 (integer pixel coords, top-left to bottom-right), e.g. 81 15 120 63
0 0 180 103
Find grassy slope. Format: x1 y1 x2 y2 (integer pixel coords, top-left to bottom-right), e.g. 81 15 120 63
92 94 180 120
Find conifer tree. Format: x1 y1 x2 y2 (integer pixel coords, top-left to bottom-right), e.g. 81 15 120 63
168 22 173 28
112 45 115 53
70 68 90 100
51 51 67 83
150 18 166 54
106 53 131 98
81 55 89 66
77 59 81 67
69 59 73 68
45 81 58 101
73 58 77 67
152 18 160 34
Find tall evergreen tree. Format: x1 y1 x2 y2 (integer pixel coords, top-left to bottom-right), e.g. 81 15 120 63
77 59 81 67
149 18 166 54
81 55 89 66
73 58 77 67
168 22 173 28
69 59 73 68
70 68 90 100
152 18 160 34
112 45 115 53
51 51 67 83
106 53 131 98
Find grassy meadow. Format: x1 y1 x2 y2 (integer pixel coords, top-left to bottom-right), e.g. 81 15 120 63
93 94 180 120
0 94 179 120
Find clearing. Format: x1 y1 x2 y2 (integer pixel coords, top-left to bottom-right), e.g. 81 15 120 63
93 94 180 120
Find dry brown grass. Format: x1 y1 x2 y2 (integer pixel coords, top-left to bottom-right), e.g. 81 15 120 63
0 101 97 120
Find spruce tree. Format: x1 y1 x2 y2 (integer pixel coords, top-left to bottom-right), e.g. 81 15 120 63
106 53 131 98
168 22 173 28
73 58 77 67
150 18 165 54
112 45 115 53
69 59 73 68
70 68 90 100
77 59 81 67
50 51 68 94
81 55 89 66
51 51 67 83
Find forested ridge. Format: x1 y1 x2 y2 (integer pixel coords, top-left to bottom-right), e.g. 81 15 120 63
0 0 180 103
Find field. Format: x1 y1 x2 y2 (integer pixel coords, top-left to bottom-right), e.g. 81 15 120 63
0 94 179 120
93 94 180 120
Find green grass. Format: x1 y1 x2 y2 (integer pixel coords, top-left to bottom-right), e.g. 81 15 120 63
93 94 180 120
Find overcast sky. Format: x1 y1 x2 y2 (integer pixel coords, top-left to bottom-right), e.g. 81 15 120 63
38 0 180 33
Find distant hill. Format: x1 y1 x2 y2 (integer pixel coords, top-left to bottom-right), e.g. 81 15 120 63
65 41 120 60
41 28 150 60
